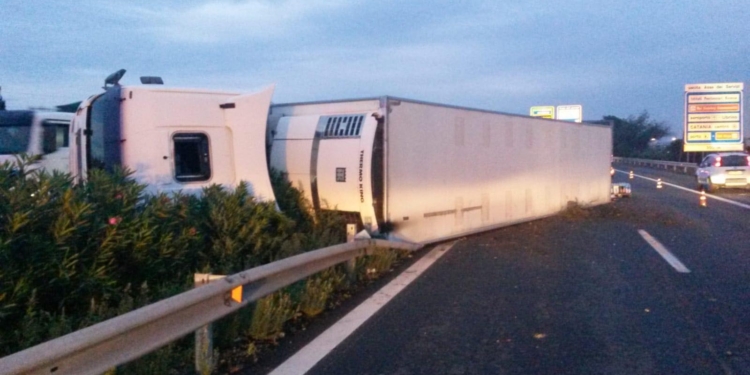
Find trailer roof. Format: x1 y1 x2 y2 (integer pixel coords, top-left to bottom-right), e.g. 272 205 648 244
272 96 611 128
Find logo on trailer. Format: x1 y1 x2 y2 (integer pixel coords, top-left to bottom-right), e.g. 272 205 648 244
359 150 365 203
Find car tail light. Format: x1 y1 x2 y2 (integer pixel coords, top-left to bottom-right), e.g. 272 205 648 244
715 156 722 167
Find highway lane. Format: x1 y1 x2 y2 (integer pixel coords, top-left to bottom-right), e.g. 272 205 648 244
609 164 750 373
616 163 750 206
272 165 750 375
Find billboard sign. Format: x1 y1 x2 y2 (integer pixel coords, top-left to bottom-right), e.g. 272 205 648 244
556 105 582 123
530 106 555 119
684 82 744 152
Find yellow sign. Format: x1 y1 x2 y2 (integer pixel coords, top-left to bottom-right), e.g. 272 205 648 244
687 133 711 141
715 132 740 140
688 113 740 122
684 143 744 152
687 122 740 131
530 106 555 119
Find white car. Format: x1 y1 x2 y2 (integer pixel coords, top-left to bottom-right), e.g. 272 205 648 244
695 152 750 192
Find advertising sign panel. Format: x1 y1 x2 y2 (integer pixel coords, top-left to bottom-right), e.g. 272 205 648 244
556 105 582 123
684 82 744 152
530 106 555 119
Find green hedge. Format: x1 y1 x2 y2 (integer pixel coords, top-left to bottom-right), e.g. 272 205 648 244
0 157 352 362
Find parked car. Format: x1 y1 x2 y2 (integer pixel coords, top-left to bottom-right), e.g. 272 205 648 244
695 152 750 192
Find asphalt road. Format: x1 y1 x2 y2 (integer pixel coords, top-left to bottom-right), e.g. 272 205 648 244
288 165 750 375
618 163 750 206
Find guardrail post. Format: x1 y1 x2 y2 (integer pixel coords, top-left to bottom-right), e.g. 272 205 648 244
345 224 358 283
194 273 225 375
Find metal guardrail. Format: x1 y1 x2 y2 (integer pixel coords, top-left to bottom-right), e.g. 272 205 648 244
613 157 697 175
0 239 421 375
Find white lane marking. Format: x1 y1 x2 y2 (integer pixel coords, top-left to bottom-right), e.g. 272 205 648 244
269 241 457 375
638 230 690 273
615 169 750 211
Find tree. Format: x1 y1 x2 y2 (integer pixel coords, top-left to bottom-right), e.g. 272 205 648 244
604 111 669 157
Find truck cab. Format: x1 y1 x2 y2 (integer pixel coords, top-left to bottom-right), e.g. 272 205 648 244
69 79 277 200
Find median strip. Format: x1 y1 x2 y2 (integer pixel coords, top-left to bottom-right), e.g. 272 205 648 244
638 230 690 273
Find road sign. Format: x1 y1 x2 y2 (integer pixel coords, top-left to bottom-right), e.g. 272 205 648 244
684 82 744 152
556 105 582 123
530 106 555 119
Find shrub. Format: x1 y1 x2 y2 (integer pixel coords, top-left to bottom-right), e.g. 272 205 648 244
247 292 296 341
0 157 353 368
198 182 294 273
298 268 345 317
362 248 398 278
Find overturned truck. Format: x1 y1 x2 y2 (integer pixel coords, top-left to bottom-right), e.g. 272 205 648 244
70 73 611 244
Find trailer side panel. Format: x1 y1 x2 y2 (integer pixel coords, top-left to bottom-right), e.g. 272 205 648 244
384 99 611 243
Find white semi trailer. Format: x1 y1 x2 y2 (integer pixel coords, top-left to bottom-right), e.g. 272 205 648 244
70 73 611 244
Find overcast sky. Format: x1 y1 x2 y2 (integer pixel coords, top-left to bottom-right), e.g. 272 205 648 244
1 0 748 134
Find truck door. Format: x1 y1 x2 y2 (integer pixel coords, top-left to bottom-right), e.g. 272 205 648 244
69 94 101 181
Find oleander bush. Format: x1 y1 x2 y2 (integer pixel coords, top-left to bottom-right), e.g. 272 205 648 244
247 292 296 341
0 157 401 373
298 268 346 318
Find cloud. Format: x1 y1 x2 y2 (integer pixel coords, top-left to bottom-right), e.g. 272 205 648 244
116 0 355 44
181 38 619 111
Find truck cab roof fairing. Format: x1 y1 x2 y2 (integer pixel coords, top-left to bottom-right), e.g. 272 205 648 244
221 85 277 202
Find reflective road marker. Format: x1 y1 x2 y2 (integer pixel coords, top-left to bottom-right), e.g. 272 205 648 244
270 241 457 375
638 230 690 273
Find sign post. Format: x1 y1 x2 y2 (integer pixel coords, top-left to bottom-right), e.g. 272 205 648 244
684 82 744 152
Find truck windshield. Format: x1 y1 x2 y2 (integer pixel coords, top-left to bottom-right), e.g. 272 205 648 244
0 111 33 154
87 88 122 171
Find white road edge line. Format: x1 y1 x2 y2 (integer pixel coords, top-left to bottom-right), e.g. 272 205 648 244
615 169 750 210
269 241 457 375
638 230 690 273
